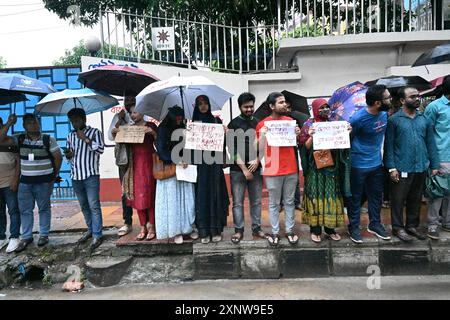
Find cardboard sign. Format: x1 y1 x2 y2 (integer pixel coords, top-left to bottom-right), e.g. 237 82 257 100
313 121 350 150
185 121 225 152
114 125 147 144
265 120 297 147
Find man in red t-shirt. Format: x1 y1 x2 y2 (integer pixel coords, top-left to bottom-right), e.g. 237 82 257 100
256 92 301 246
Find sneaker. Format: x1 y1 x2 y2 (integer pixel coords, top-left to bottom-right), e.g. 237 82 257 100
6 238 20 253
405 227 427 240
37 236 49 247
117 224 132 237
201 237 210 244
0 239 8 250
348 227 363 244
428 226 439 240
367 224 391 240
77 231 92 243
441 225 450 233
14 238 33 253
212 235 222 243
90 237 103 250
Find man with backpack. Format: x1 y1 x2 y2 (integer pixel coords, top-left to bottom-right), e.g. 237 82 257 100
15 114 62 252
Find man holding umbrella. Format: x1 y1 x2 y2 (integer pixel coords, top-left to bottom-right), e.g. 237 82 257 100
109 96 135 237
66 108 105 249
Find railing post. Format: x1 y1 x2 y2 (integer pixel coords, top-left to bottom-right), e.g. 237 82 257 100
99 6 105 57
277 0 282 38
238 21 242 74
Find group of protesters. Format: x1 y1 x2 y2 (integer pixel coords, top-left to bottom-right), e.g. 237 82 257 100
0 75 449 252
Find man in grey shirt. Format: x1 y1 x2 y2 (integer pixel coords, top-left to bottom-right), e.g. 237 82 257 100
108 96 135 237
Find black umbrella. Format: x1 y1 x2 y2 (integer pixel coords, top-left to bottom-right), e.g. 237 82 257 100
365 75 432 92
77 65 160 96
0 89 28 105
281 90 309 115
412 42 450 67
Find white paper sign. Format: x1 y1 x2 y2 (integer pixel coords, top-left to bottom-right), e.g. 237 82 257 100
176 165 197 183
313 121 350 150
265 120 297 147
152 27 175 51
185 121 225 152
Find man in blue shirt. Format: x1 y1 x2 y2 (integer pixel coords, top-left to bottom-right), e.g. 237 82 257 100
385 87 439 242
424 75 450 240
348 85 391 243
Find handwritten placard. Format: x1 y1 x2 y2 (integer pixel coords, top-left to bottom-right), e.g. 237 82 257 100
265 120 297 147
313 121 350 150
185 121 225 152
114 125 146 144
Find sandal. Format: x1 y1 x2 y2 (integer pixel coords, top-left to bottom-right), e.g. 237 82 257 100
286 232 299 245
231 232 243 244
146 225 156 241
310 233 322 243
267 234 280 247
325 232 341 241
174 235 184 245
136 228 147 241
252 230 267 239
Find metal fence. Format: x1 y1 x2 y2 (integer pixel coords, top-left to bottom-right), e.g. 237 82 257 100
279 0 444 38
99 1 447 73
99 10 278 74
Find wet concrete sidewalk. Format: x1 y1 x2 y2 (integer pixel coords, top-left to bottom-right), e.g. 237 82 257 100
30 197 431 243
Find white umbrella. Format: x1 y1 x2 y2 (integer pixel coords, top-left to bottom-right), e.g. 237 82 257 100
135 75 233 121
35 88 119 116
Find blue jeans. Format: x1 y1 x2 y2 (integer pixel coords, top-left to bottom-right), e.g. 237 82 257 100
348 166 384 231
18 182 53 240
230 170 263 233
73 175 103 238
0 187 21 239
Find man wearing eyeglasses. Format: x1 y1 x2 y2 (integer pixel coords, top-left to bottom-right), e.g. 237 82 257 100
385 87 439 242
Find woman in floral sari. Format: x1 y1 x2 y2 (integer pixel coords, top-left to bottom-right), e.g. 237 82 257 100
299 98 352 243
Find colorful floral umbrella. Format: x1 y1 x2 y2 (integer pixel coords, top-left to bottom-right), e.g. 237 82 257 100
329 81 368 121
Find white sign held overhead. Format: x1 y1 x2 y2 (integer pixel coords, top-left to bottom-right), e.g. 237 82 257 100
265 120 297 147
313 121 350 150
152 27 175 51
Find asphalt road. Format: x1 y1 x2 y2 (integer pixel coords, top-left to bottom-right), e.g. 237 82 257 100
1 275 449 300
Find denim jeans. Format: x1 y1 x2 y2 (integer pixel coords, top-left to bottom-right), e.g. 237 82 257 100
265 173 298 234
230 170 263 233
73 175 103 238
18 182 54 240
0 187 21 239
348 166 384 231
428 195 450 229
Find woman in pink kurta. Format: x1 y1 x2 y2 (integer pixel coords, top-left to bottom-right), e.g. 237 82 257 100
126 107 157 241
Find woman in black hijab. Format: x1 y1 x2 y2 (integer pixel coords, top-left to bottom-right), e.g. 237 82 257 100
192 95 229 243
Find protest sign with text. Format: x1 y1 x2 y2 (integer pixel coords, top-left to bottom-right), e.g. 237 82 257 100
185 121 225 152
114 125 147 143
313 121 350 150
265 120 297 147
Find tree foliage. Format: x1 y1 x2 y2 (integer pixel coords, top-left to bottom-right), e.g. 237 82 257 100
0 56 6 69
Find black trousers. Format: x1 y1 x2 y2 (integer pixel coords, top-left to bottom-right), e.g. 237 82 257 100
119 166 133 225
390 172 426 232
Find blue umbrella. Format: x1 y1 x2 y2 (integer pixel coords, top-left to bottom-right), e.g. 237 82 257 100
329 81 368 121
0 73 56 96
0 89 28 105
34 88 119 116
